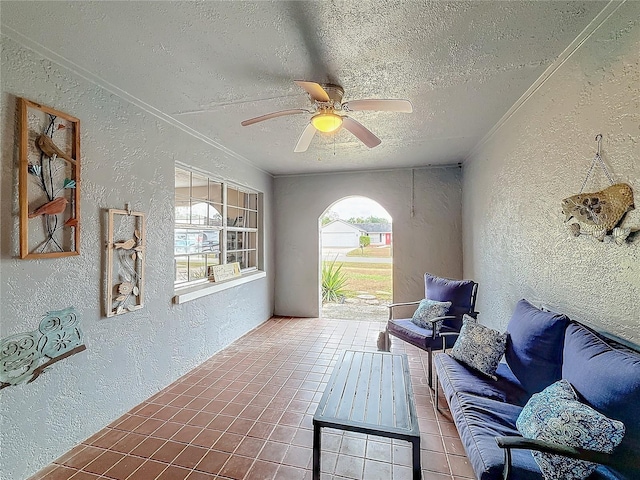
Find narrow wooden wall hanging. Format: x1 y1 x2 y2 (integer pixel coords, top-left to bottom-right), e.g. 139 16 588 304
106 208 146 317
19 98 81 259
0 306 86 388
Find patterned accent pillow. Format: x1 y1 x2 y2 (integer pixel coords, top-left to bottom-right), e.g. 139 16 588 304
411 299 452 333
448 315 506 380
516 379 625 480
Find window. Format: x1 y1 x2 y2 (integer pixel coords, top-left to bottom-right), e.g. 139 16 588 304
175 166 261 286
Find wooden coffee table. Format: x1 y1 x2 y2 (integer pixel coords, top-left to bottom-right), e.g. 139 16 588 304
312 350 421 479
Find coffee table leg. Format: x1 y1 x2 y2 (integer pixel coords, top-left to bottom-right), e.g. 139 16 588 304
411 436 421 480
313 422 321 480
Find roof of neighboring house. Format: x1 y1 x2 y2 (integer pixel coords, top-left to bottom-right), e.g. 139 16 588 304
321 219 367 233
353 223 392 233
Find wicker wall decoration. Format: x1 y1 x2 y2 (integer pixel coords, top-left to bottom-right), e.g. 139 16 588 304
19 98 80 259
562 135 637 244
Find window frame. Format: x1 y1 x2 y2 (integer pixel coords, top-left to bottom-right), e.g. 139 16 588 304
174 165 262 291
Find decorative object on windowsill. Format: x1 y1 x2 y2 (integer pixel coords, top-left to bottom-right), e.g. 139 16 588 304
19 98 80 259
0 306 86 388
210 262 241 282
106 206 145 317
562 134 637 245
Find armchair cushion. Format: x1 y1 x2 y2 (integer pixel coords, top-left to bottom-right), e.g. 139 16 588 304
424 273 477 330
516 379 625 480
449 315 507 381
505 299 569 396
387 319 459 350
411 299 451 332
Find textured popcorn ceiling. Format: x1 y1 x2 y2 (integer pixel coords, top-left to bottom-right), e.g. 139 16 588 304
2 1 607 174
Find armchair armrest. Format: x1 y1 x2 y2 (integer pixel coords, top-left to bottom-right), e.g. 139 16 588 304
426 315 456 339
439 330 460 349
495 436 616 480
387 300 421 320
388 300 421 308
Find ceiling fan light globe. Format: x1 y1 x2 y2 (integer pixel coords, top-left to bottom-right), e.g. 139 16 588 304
311 113 343 133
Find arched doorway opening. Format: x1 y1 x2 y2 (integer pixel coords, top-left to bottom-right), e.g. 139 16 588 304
319 196 393 321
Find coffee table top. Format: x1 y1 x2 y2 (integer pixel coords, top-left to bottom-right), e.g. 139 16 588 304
313 350 420 438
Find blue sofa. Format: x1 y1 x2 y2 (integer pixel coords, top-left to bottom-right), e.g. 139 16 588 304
434 299 640 480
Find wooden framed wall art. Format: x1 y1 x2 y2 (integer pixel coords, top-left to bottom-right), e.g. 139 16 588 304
19 98 80 259
106 208 146 317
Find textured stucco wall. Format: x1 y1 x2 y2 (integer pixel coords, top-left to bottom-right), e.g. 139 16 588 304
0 38 274 479
274 167 463 317
463 3 639 344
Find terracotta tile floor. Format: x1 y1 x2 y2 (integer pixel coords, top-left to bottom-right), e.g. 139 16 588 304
29 317 475 480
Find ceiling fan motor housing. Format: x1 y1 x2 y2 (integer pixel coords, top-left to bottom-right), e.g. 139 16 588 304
320 84 344 109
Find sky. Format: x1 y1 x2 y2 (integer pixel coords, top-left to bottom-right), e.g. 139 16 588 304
327 196 392 222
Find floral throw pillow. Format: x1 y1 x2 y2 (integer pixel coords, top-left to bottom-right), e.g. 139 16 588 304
449 315 506 380
411 299 452 333
516 379 625 480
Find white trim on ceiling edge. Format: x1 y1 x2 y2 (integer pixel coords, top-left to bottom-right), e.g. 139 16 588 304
273 163 461 179
0 25 271 177
464 0 626 164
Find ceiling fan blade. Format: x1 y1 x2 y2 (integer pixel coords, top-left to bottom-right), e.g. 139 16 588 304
342 117 381 148
241 109 308 126
294 80 330 103
294 124 317 153
342 99 413 113
287 3 339 85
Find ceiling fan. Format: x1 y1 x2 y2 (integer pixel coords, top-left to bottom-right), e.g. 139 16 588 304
241 81 413 152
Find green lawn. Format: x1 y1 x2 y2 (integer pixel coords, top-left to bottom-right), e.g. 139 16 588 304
324 261 392 301
346 245 392 258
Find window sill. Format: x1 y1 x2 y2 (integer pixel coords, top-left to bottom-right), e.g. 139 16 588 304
173 270 266 304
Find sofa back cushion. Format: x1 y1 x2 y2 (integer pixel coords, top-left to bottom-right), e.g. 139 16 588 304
562 322 640 478
504 299 569 396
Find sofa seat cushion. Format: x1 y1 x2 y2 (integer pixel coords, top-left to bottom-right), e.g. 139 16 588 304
505 300 569 396
388 319 459 350
562 323 640 479
447 391 541 480
435 352 530 407
438 365 624 480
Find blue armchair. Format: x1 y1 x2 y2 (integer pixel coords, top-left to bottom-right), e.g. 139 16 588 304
382 273 478 388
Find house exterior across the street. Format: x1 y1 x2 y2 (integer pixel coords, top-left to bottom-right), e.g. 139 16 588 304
321 220 392 247
357 223 392 245
321 220 366 247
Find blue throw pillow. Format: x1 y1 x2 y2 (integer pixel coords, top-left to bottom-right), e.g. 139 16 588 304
449 315 506 380
517 379 625 480
411 299 451 333
505 299 569 396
